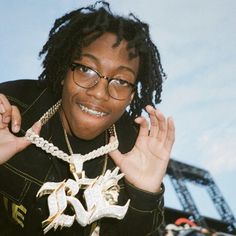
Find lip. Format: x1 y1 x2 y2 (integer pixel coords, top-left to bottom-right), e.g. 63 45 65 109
75 101 110 117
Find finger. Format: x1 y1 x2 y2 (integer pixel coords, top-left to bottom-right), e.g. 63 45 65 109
0 115 8 129
155 109 167 142
0 94 12 124
146 105 159 137
17 121 42 152
31 121 42 135
109 136 123 167
0 103 6 113
164 117 175 153
134 116 149 137
11 106 22 133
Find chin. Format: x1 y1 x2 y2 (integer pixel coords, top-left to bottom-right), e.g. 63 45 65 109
70 122 106 140
74 131 102 141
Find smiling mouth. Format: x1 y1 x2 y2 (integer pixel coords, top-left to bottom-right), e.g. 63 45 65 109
79 104 108 117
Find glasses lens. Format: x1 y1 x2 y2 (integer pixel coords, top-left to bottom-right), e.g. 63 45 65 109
108 79 133 100
71 63 134 100
73 64 98 88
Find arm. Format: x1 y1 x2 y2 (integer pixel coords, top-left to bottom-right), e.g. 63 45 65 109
99 180 165 236
107 106 175 235
122 181 165 236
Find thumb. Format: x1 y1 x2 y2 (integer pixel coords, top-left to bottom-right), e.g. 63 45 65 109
31 120 42 135
109 136 123 167
17 121 42 151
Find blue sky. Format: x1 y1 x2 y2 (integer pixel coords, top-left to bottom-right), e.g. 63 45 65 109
0 0 235 222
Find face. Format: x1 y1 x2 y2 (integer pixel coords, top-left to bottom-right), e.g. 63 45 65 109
60 33 139 140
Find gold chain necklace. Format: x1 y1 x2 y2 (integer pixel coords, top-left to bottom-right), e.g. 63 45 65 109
63 126 109 176
25 99 119 176
24 100 130 234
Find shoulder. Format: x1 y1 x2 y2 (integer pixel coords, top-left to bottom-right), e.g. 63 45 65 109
0 79 57 130
0 79 40 93
0 79 46 108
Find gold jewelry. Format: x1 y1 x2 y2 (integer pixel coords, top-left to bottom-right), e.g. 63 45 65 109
25 100 129 234
26 100 119 172
63 125 111 176
39 99 62 125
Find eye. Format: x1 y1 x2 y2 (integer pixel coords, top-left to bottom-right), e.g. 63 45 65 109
112 78 130 87
73 63 97 78
77 64 94 74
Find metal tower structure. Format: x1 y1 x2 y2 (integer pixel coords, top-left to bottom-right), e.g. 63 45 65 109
166 159 236 233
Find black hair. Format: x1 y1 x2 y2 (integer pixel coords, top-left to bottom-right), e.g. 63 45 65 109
38 1 166 120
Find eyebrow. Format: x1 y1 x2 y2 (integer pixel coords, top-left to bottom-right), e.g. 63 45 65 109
81 53 137 77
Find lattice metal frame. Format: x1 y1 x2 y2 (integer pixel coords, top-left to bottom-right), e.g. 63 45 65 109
167 159 236 233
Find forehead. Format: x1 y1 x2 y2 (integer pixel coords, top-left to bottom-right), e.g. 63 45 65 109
82 32 138 61
79 33 139 73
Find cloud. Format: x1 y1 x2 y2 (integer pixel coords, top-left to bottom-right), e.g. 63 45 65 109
197 124 236 174
0 0 236 216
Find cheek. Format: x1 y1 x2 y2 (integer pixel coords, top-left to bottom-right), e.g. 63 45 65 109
62 77 79 101
110 100 130 121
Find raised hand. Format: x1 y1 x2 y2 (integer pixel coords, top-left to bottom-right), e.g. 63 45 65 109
109 105 175 193
0 94 41 164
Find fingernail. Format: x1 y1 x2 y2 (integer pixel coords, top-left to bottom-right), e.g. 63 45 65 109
13 125 20 133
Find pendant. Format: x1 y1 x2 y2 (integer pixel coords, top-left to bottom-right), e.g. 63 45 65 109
37 167 130 234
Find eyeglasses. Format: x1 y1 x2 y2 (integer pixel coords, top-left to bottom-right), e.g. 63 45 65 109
70 62 135 100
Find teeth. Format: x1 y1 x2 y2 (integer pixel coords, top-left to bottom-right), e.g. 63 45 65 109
79 104 107 117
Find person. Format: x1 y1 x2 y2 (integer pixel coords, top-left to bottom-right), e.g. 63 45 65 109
0 1 175 235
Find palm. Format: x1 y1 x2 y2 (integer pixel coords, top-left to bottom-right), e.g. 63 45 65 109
0 126 33 164
0 127 23 164
110 106 175 193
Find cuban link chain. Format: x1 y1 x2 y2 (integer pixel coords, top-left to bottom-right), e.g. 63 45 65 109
24 100 129 234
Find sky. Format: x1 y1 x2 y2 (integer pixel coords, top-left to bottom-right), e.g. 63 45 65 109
0 0 235 223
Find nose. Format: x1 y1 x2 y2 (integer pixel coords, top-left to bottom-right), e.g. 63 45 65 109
86 78 110 101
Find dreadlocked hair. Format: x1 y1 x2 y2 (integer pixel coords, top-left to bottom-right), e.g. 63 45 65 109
38 1 166 120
